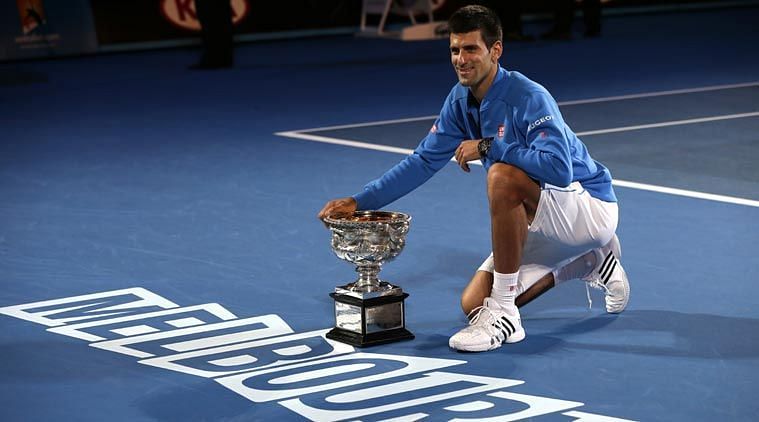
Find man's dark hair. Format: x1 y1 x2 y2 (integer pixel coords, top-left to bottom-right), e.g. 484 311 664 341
447 5 502 49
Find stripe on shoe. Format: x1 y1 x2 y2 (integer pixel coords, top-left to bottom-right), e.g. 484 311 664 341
502 316 516 336
496 317 513 339
602 259 618 285
599 251 619 285
599 252 616 284
497 316 517 339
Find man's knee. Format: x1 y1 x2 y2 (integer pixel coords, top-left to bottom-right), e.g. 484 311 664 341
487 163 533 203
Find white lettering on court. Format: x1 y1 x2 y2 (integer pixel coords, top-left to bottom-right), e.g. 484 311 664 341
0 288 634 421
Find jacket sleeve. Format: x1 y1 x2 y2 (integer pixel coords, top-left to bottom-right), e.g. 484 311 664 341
494 91 573 187
353 100 465 210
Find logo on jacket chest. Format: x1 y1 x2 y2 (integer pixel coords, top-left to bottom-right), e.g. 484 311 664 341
497 124 505 139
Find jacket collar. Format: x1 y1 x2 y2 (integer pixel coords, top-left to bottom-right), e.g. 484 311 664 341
466 66 507 108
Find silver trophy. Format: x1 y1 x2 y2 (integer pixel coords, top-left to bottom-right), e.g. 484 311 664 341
323 210 414 347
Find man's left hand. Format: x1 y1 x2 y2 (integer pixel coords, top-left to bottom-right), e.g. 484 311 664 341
455 139 481 172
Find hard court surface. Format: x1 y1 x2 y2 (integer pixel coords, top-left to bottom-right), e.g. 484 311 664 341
1 6 758 422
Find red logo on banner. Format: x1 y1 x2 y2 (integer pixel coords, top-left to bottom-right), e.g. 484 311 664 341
17 0 47 34
160 0 249 31
497 124 505 139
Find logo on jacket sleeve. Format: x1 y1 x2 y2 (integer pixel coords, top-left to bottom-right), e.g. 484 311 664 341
528 115 553 133
430 123 437 134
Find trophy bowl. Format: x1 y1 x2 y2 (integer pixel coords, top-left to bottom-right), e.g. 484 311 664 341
323 210 414 347
324 210 410 295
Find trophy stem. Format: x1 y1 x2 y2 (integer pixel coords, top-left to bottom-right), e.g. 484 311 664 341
355 264 382 290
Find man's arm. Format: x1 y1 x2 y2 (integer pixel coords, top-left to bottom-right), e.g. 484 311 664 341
319 93 466 219
352 132 459 210
491 91 573 187
318 133 458 220
351 99 467 210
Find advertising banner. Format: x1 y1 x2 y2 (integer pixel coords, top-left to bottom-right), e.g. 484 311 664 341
0 0 97 61
91 0 361 47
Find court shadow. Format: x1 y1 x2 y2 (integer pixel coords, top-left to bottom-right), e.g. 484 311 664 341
514 310 759 359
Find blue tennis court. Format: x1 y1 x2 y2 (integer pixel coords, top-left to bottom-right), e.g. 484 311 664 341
1 6 758 421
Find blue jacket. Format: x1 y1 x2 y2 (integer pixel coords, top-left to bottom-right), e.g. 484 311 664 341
353 67 616 210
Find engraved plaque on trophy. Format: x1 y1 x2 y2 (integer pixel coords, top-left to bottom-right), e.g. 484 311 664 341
323 211 414 347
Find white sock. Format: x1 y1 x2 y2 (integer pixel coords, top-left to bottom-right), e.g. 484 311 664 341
490 270 519 313
552 250 597 284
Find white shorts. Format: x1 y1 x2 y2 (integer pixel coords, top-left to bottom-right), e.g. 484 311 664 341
478 182 618 295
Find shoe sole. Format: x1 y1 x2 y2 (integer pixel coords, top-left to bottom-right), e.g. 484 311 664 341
505 329 526 343
449 329 526 351
449 339 500 352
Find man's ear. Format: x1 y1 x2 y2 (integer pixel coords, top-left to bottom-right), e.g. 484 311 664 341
491 40 503 63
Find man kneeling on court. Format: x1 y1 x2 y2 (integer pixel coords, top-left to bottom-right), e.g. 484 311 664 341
318 5 629 352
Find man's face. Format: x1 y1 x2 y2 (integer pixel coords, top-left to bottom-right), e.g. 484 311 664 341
450 30 500 89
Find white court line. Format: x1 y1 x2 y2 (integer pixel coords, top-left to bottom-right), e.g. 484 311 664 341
288 81 759 133
558 80 759 106
276 81 759 208
290 116 438 133
275 111 759 150
576 112 759 136
276 126 759 209
611 180 759 208
276 131 415 155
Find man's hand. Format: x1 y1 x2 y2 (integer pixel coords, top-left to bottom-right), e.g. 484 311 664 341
318 197 357 221
455 139 481 172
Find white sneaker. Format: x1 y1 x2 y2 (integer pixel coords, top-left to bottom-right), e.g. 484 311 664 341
448 297 525 352
584 234 630 313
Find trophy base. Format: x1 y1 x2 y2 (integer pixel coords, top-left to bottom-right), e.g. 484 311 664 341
326 327 414 347
328 291 413 348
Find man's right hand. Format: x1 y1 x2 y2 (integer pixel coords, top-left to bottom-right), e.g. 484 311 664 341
455 139 482 173
318 197 357 221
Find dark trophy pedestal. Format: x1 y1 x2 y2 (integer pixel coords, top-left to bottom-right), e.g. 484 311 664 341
326 282 414 347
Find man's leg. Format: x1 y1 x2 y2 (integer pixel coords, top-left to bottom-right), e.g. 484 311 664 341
558 233 630 313
582 0 602 37
461 270 555 315
487 163 540 315
487 163 540 274
449 164 540 352
541 0 574 40
192 0 234 69
451 175 627 352
461 233 628 317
